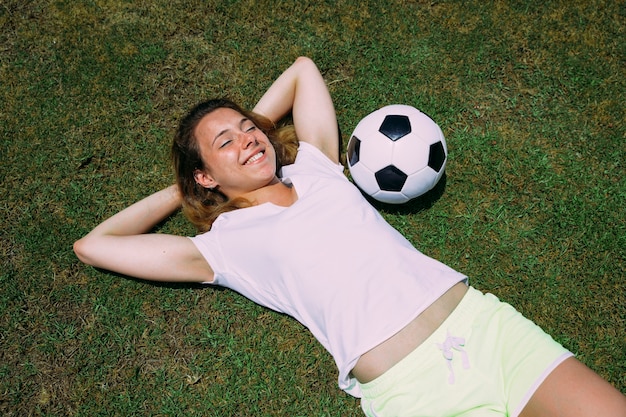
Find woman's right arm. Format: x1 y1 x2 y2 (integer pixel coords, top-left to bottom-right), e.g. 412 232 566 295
73 185 214 283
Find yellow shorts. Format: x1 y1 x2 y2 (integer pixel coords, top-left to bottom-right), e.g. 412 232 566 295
359 286 572 417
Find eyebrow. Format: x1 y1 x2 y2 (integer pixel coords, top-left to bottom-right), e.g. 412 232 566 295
212 117 249 146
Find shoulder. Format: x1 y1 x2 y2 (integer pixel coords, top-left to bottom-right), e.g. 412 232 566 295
281 142 345 178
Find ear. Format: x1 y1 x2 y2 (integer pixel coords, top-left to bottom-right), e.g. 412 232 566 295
193 169 218 189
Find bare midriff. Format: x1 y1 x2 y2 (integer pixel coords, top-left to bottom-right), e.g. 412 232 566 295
351 281 469 384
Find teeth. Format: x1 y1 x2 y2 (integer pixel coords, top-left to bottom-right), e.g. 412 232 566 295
245 152 263 165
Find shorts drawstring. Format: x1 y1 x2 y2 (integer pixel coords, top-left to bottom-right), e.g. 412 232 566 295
437 330 470 384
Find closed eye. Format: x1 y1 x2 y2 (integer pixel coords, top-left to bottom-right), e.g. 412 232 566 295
242 120 256 132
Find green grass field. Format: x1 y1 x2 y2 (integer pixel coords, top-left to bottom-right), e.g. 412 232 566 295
1 0 624 415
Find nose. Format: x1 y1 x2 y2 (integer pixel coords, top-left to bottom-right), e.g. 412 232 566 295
241 132 258 149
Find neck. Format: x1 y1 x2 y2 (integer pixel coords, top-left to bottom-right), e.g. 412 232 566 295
242 177 297 207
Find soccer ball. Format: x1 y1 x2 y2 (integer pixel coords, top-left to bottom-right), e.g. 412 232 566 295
346 104 447 204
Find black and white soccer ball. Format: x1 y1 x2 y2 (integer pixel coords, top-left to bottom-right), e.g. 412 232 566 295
346 104 447 204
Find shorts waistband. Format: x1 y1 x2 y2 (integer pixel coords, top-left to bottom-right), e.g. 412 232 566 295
359 286 486 397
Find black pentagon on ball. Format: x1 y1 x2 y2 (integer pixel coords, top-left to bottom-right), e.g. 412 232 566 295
375 165 407 192
428 141 446 172
347 136 361 166
379 115 411 141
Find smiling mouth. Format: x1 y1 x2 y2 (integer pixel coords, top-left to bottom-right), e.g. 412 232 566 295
244 151 264 165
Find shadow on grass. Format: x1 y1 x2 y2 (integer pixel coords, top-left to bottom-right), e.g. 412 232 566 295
95 268 222 290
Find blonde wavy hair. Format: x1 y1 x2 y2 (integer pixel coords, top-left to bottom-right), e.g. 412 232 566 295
171 98 299 232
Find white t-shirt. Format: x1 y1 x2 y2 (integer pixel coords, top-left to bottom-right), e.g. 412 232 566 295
190 142 467 397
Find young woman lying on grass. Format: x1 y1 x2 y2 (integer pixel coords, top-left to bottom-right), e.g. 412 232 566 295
74 56 626 416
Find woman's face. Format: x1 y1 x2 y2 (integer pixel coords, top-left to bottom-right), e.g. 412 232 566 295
193 107 278 199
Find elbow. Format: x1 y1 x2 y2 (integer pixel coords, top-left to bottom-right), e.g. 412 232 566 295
294 56 315 68
73 236 94 266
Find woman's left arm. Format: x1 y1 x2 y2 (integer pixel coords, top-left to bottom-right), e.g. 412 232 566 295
252 57 340 163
